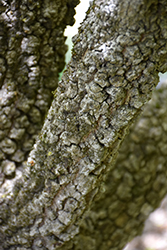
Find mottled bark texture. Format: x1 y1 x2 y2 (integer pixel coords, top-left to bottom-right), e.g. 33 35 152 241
60 84 167 250
0 0 79 179
0 0 167 249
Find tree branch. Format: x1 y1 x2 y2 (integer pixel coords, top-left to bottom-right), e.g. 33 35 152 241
0 0 79 179
0 0 167 249
60 83 167 250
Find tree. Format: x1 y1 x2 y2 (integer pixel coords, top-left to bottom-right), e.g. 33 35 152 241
0 0 167 249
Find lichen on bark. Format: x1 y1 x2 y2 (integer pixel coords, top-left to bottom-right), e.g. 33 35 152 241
0 0 79 186
62 84 167 250
0 0 167 249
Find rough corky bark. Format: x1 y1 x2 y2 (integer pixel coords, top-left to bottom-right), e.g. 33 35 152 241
59 84 167 250
0 0 79 180
0 0 167 249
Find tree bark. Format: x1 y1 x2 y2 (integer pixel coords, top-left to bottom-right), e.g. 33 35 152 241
0 0 167 249
60 83 167 250
0 0 79 173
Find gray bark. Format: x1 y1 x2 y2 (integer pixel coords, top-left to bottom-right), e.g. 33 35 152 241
61 83 167 250
0 0 79 173
0 0 167 249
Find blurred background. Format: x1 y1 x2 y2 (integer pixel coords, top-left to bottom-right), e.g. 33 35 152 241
64 1 167 250
64 0 90 64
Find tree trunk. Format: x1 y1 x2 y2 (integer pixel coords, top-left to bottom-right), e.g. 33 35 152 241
61 84 167 250
0 0 167 249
